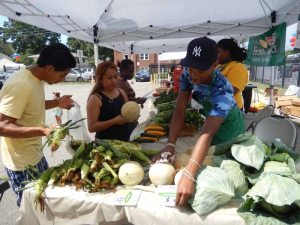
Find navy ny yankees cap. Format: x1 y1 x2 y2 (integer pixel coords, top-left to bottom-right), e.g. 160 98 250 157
180 37 218 70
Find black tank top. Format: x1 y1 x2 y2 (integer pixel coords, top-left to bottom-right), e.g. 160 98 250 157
95 90 130 141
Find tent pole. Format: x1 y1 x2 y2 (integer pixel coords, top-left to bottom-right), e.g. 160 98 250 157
94 43 99 67
158 53 161 86
269 66 274 106
93 43 99 83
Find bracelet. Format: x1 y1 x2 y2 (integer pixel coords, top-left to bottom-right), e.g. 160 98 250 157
184 168 196 180
182 171 196 183
189 158 201 168
166 143 175 148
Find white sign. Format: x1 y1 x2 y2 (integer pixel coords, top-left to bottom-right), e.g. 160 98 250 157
113 189 142 206
155 185 177 207
77 49 83 64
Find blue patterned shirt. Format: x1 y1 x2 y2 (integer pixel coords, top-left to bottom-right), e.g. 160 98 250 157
180 67 236 118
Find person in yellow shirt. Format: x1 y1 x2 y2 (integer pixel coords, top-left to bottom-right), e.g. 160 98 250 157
217 38 248 109
0 43 76 207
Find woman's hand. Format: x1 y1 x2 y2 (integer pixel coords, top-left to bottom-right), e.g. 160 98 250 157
176 174 195 207
151 144 175 163
114 115 128 125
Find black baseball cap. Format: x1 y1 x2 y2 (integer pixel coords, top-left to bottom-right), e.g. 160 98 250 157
180 37 218 70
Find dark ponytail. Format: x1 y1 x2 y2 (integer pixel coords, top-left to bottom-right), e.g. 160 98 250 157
217 38 247 62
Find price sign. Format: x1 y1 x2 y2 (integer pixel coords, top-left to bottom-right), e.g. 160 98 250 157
155 185 177 207
113 189 142 206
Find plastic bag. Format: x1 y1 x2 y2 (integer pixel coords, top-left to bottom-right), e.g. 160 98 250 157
191 98 203 111
65 101 91 155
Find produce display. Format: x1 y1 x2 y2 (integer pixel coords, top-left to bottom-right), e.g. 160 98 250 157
153 89 177 106
28 126 300 225
134 123 167 143
134 94 204 142
153 98 204 132
26 139 160 211
175 134 300 225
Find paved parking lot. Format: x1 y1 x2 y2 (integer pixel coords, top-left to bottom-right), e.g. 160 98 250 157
0 81 154 225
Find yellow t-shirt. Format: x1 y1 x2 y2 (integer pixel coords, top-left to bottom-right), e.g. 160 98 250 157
0 69 45 171
219 61 248 109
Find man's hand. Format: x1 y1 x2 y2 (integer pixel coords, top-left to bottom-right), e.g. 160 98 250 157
151 145 175 163
58 95 74 110
136 97 147 105
42 127 52 136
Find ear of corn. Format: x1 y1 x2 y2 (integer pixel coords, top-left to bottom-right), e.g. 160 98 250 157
42 119 86 152
136 136 158 142
34 167 57 212
144 125 165 132
35 139 159 196
145 130 166 137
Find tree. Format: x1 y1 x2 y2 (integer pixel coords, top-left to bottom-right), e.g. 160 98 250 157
67 37 114 64
2 19 61 55
0 39 14 56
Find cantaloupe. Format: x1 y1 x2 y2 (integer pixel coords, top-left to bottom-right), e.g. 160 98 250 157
118 161 144 186
121 101 140 122
149 162 176 185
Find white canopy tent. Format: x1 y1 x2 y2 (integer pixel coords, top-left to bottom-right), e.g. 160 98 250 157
0 0 299 54
158 52 186 61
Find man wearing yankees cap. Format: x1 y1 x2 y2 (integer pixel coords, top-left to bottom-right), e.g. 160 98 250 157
153 37 245 207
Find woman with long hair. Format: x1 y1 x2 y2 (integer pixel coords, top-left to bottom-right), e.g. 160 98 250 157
217 38 248 110
86 61 131 141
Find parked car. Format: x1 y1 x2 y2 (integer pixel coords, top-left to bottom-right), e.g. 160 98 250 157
135 69 150 82
82 68 94 80
65 69 85 82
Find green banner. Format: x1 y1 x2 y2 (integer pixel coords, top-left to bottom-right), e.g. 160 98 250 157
245 23 286 66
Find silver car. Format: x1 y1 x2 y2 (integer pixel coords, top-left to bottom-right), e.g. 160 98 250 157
65 69 85 82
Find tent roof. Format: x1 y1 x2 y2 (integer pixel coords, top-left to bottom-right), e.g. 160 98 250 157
0 0 299 53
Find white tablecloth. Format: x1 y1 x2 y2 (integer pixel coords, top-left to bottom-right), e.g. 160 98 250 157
17 185 245 225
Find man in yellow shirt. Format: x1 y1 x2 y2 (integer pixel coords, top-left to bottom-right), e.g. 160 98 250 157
0 43 76 206
217 38 248 109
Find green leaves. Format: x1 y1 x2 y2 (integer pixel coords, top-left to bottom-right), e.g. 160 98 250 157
2 19 60 61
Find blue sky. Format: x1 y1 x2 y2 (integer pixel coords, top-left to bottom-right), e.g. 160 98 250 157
0 15 297 51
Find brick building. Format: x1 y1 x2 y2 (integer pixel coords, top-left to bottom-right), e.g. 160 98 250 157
114 51 181 74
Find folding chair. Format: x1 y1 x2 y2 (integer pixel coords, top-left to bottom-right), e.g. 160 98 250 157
246 105 274 132
253 115 297 150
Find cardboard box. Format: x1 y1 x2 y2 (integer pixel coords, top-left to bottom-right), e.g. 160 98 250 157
292 99 300 106
275 95 297 108
291 105 300 117
264 88 278 97
280 106 291 115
